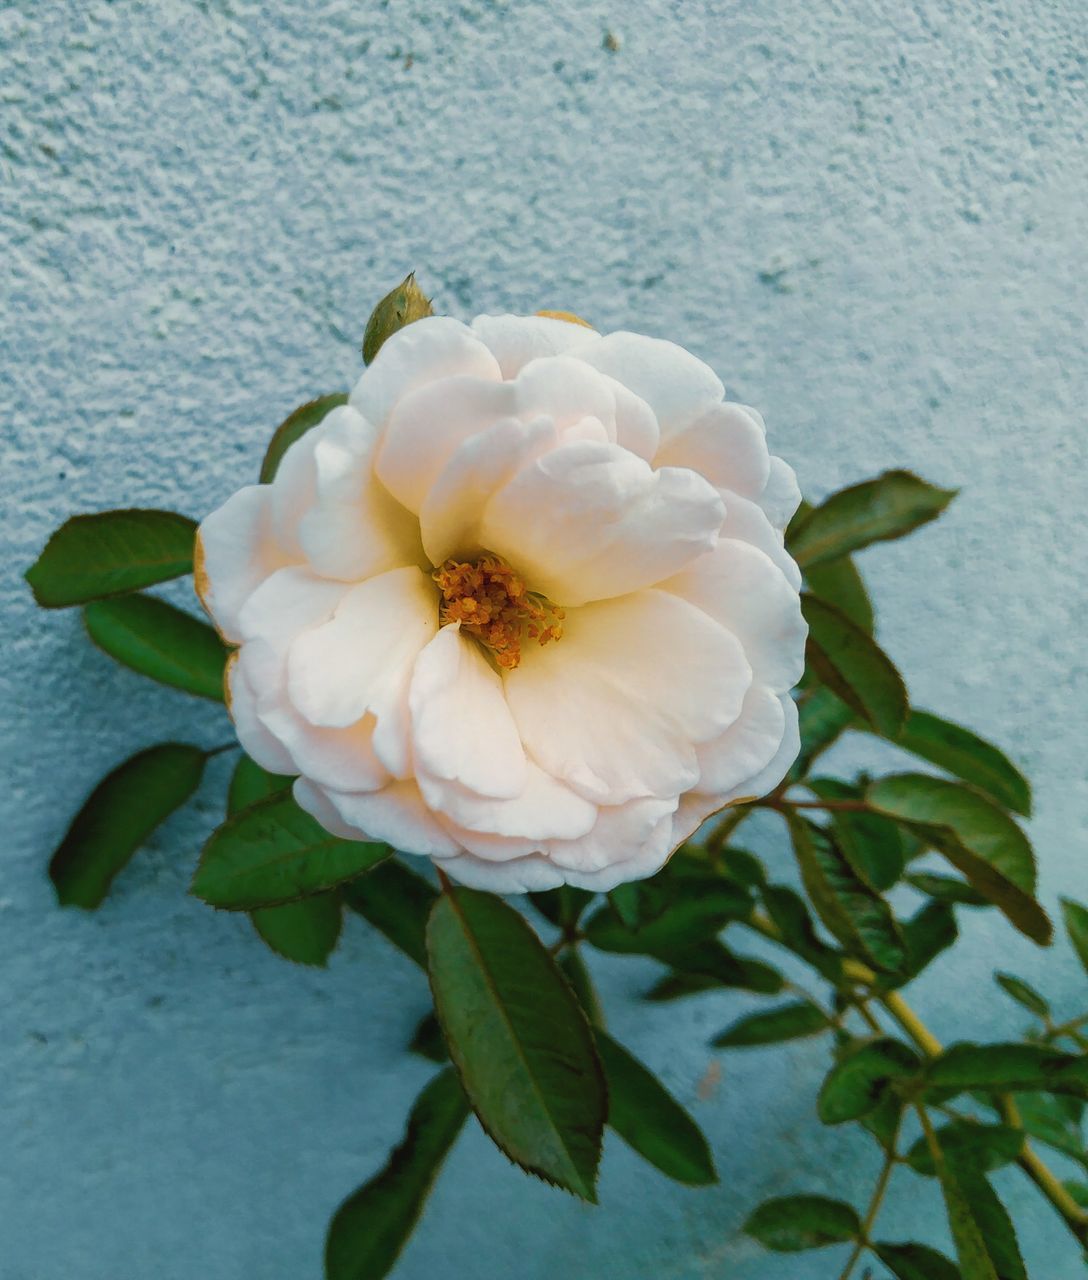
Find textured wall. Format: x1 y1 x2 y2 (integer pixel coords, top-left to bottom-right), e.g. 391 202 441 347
3 1 1086 1276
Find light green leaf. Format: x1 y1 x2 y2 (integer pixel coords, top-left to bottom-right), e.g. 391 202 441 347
712 1001 830 1048
881 709 1031 816
874 1242 962 1280
1060 898 1088 975
362 273 434 365
192 792 388 910
83 593 227 700
905 1122 1023 1177
325 1067 468 1280
343 859 437 968
596 1032 717 1186
259 393 348 484
994 972 1050 1018
788 470 956 569
27 509 197 607
802 594 908 737
251 895 342 967
50 743 206 909
817 1037 920 1124
744 1194 861 1252
426 888 606 1201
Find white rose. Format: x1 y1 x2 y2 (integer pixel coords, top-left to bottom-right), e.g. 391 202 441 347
196 313 806 893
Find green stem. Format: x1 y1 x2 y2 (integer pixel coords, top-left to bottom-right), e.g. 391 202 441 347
761 797 872 814
837 1145 898 1280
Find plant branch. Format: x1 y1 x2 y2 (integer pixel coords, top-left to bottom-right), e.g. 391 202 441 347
837 1144 898 1280
760 797 872 814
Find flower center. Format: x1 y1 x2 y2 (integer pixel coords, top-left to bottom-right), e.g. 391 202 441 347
433 553 565 670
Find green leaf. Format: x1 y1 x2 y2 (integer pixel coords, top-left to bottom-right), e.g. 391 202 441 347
905 872 989 907
343 859 437 969
787 815 907 974
325 1067 469 1280
804 553 874 632
950 1167 1026 1280
888 901 958 988
362 273 434 365
866 774 1050 944
27 509 197 607
788 470 956 569
1060 898 1088 975
529 885 595 931
259 393 348 484
744 1194 861 1252
49 744 206 909
809 777 905 891
1013 1092 1086 1165
1065 1180 1088 1208
802 594 908 737
905 1122 1023 1177
227 755 292 815
760 882 844 982
583 878 751 957
874 1242 962 1280
558 947 605 1027
994 972 1050 1018
793 687 855 778
817 1037 921 1124
931 1155 1001 1280
712 1001 830 1048
83 593 227 700
192 792 388 910
926 1043 1088 1098
645 942 784 996
882 709 1031 817
251 895 342 967
408 1011 448 1064
596 1032 717 1186
425 888 606 1200
861 1092 904 1153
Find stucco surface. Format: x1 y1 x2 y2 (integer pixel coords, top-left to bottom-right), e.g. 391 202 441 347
2 1 1087 1276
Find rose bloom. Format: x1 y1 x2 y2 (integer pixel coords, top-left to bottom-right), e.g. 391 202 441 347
196 314 806 893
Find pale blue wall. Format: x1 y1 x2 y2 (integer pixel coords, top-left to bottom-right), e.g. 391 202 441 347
3 1 1087 1276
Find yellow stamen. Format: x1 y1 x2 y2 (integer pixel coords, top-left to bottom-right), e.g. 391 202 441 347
433 553 565 670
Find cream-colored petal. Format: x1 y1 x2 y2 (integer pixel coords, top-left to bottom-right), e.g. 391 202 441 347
469 313 602 378
759 455 803 531
719 489 803 590
439 849 567 893
197 486 289 642
545 796 678 874
720 692 800 804
694 683 786 794
654 402 771 497
322 779 463 858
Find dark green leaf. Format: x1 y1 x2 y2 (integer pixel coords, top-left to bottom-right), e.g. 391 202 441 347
867 775 1050 944
583 878 751 957
906 872 989 907
325 1067 468 1280
227 755 292 815
817 1037 920 1124
760 882 844 982
793 687 855 778
1013 1092 1086 1165
885 901 958 989
809 777 905 891
27 509 197 607
558 947 605 1027
905 1122 1023 1177
84 593 227 700
192 792 388 910
259 393 348 484
952 1166 1026 1280
596 1032 716 1186
874 1242 962 1280
426 888 606 1200
787 815 907 974
744 1194 860 1252
530 885 595 930
788 470 956 569
719 847 766 888
50 744 206 909
1063 1180 1088 1208
408 1011 448 1064
251 894 343 966
861 1092 904 1153
606 883 642 929
805 553 874 632
646 941 784 996
994 973 1050 1018
1061 898 1088 975
927 1043 1088 1098
343 859 437 968
802 594 908 737
882 710 1031 816
712 1001 829 1048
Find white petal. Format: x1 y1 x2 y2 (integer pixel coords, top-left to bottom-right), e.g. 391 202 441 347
721 693 800 803
759 455 803 531
662 539 806 692
375 375 520 514
298 405 423 580
419 416 558 566
409 625 527 800
322 780 463 857
197 486 288 642
439 849 566 893
719 489 803 590
226 655 296 775
546 797 678 874
505 589 752 804
269 420 320 560
560 807 679 892
654 402 771 497
293 777 379 842
480 441 725 607
236 566 346 651
576 331 724 439
513 356 617 433
349 316 500 429
670 791 732 849
422 762 598 845
601 375 659 460
287 568 438 781
470 313 601 378
694 683 786 794
259 705 390 793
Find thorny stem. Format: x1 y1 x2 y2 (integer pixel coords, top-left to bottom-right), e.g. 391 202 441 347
745 908 1088 1246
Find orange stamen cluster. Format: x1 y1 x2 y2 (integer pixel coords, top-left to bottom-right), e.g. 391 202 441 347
433 554 565 670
